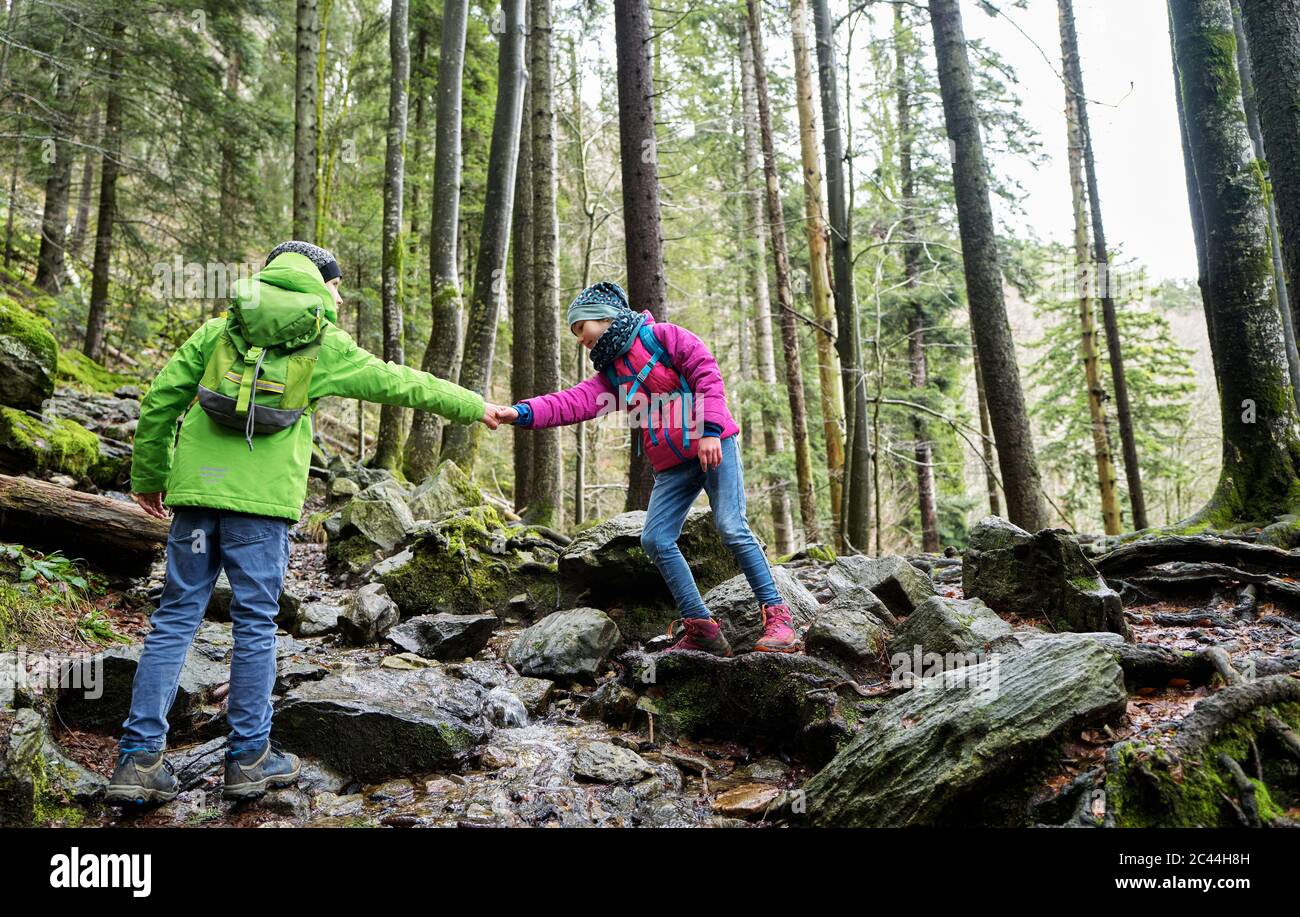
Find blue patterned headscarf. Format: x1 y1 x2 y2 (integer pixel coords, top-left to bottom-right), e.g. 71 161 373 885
566 281 631 330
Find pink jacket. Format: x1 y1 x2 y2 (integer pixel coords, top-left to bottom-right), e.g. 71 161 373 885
518 311 741 471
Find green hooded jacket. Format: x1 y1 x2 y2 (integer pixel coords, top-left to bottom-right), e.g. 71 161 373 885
130 251 484 521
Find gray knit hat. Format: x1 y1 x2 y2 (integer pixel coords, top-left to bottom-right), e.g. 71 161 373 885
265 240 342 283
566 280 631 330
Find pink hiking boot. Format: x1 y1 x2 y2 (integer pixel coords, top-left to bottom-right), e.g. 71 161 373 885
664 616 733 657
753 603 800 653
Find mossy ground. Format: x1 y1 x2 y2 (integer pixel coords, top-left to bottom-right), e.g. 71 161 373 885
55 348 138 394
0 406 107 481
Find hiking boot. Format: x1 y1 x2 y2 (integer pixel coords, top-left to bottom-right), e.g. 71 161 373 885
664 616 733 657
223 740 301 800
105 748 179 806
753 603 800 653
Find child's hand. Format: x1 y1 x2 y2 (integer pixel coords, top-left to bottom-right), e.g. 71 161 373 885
483 403 518 427
480 403 504 429
698 436 723 472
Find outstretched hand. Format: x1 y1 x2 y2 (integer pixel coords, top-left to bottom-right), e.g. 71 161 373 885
481 403 518 429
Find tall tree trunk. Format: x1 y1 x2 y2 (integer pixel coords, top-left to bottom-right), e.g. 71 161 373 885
442 0 527 469
971 332 1002 516
510 44 534 513
1238 0 1300 319
1232 0 1300 408
1061 0 1150 530
895 4 940 553
372 0 410 471
791 0 846 543
69 110 100 264
1058 0 1122 535
293 0 320 241
527 0 561 527
816 0 870 552
1171 0 1300 525
82 21 125 363
613 0 668 512
35 20 76 294
746 0 821 545
739 21 795 556
404 0 469 481
927 0 1047 531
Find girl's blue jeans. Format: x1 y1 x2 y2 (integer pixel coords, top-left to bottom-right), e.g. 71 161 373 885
119 506 290 758
640 434 783 619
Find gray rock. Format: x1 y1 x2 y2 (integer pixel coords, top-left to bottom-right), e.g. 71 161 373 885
572 741 656 784
338 583 400 645
806 594 889 664
0 706 105 825
407 460 483 521
804 634 1128 826
293 601 342 638
274 667 489 780
963 516 1131 638
886 595 1013 661
0 302 57 410
507 608 621 681
830 555 935 619
340 490 415 552
702 565 819 653
482 686 528 727
579 680 639 726
385 613 498 660
506 676 553 715
329 476 360 500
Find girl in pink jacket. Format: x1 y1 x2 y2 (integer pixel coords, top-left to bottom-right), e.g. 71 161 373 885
498 281 798 655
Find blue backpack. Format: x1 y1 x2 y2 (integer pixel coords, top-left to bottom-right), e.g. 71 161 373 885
603 323 696 461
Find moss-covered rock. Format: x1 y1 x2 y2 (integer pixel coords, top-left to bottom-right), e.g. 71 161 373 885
374 505 561 618
0 406 125 485
0 296 57 410
54 348 137 395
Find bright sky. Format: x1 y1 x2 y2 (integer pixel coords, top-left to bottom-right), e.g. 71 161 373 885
958 0 1197 283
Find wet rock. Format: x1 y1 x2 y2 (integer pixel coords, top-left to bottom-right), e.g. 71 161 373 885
621 649 877 764
274 667 489 780
338 583 400 646
55 644 228 736
558 509 737 617
702 565 819 653
712 783 781 819
829 555 935 619
292 601 342 638
963 516 1131 639
507 608 621 681
803 634 1127 827
483 686 528 728
379 652 438 670
374 505 560 618
579 681 639 726
506 676 553 716
572 741 656 784
886 595 1013 660
385 613 498 661
805 593 890 664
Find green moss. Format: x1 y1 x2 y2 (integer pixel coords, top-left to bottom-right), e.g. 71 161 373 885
1105 700 1300 827
55 348 137 394
29 746 86 827
0 295 58 370
0 407 103 480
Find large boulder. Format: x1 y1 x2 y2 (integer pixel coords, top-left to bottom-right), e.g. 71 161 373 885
407 460 484 520
621 649 879 764
558 509 737 615
373 505 561 618
385 613 498 660
274 667 489 780
507 608 621 681
886 595 1013 661
340 481 416 552
962 516 1131 639
803 634 1127 826
0 406 124 485
0 297 57 410
805 592 891 665
829 555 935 620
702 565 820 653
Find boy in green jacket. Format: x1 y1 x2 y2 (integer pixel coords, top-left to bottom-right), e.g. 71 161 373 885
106 241 504 805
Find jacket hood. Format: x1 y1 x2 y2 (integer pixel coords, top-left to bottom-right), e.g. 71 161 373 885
226 251 338 349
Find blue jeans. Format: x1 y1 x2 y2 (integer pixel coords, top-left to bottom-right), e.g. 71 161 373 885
120 506 290 757
641 434 783 619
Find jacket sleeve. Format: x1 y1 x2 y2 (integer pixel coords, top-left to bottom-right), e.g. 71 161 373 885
314 325 485 425
518 372 617 429
656 323 730 431
131 319 219 493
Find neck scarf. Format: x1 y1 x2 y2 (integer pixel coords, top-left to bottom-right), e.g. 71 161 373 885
590 309 646 373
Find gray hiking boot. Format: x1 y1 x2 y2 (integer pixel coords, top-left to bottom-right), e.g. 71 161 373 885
105 748 179 806
223 740 301 800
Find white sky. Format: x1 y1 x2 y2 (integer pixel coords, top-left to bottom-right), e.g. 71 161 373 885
946 0 1196 283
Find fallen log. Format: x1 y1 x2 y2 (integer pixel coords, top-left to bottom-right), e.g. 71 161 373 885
0 473 168 575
